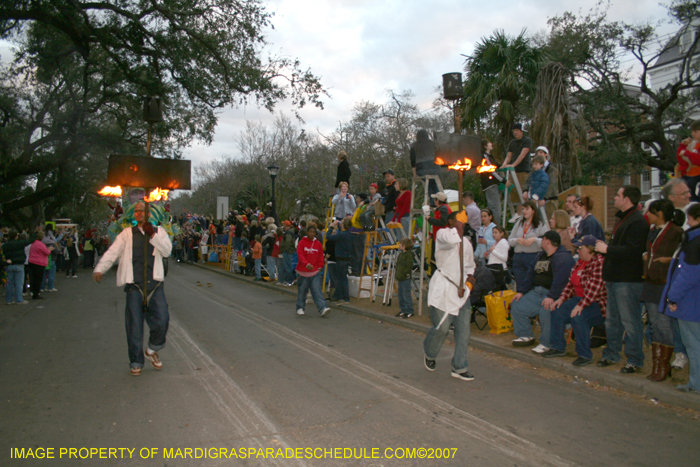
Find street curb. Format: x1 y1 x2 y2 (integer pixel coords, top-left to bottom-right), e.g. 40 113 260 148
188 261 700 411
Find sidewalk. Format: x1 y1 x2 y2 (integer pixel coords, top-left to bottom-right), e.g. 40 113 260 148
192 261 700 412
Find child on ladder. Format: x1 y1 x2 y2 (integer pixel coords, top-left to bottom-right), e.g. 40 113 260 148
395 238 414 319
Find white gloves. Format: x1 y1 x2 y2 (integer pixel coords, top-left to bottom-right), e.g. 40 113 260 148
422 205 431 217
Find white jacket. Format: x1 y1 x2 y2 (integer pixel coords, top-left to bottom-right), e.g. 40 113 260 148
428 227 475 316
94 226 172 287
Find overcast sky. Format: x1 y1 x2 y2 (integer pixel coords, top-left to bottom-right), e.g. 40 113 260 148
183 0 677 168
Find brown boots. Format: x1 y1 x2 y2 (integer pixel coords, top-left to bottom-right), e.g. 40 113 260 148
648 342 674 382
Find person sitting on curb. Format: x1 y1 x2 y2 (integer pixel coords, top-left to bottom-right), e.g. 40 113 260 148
510 231 576 353
546 235 607 366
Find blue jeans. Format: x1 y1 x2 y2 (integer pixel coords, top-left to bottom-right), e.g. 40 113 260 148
602 282 645 367
646 301 673 346
282 252 294 284
41 260 57 291
678 319 700 391
233 237 242 252
267 256 277 280
510 286 552 348
512 252 540 293
254 258 262 279
671 317 687 355
331 260 350 301
295 272 327 313
423 304 472 373
549 297 604 359
5 264 25 304
125 285 169 369
398 279 413 314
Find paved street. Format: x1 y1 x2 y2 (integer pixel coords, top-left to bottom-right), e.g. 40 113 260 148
1 263 699 466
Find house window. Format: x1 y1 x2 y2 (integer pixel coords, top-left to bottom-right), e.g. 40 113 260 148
641 171 651 195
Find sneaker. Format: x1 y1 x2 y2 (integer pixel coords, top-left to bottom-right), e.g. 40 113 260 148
597 359 615 368
396 312 406 318
620 363 641 374
16 301 28 305
672 353 688 369
542 348 566 358
130 367 142 376
572 357 592 367
675 384 699 394
296 308 305 316
145 349 163 370
451 370 475 381
5 302 13 305
402 312 414 319
276 282 284 286
320 307 331 317
531 344 549 354
72 275 78 278
424 357 436 372
49 288 58 292
511 336 536 347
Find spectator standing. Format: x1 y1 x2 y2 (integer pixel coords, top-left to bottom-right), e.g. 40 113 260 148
565 194 582 230
659 204 700 393
568 196 605 241
252 235 263 281
2 230 31 305
391 178 412 235
326 218 352 303
395 238 415 318
642 199 684 382
549 210 576 255
424 192 452 272
382 169 399 224
262 224 277 282
28 232 54 300
331 182 356 220
459 191 482 233
662 178 694 231
474 209 497 263
280 221 297 286
335 150 352 190
676 120 700 202
64 228 80 278
510 231 575 353
479 139 503 225
508 200 550 289
595 185 650 374
41 225 61 292
295 226 330 317
502 123 532 216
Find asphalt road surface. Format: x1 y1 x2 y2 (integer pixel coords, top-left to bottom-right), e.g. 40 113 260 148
1 263 699 466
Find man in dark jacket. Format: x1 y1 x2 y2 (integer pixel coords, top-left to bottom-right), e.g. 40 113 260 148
595 185 650 373
2 230 32 305
326 218 353 303
280 220 297 286
510 231 576 351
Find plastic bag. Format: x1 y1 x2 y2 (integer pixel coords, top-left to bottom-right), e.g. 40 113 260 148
484 290 516 334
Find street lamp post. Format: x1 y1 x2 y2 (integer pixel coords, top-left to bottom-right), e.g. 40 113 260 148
267 163 280 225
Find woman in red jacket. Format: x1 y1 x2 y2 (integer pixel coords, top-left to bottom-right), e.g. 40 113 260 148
295 225 330 317
391 178 412 235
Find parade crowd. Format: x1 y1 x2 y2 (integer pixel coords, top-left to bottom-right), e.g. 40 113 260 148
2 123 700 393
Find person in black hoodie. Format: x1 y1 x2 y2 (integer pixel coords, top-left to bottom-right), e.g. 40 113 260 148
335 150 351 190
595 185 650 373
509 231 575 352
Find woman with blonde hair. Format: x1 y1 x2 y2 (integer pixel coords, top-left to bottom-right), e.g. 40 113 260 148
550 210 575 255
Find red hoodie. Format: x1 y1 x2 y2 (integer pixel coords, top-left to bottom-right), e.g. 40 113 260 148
296 236 325 275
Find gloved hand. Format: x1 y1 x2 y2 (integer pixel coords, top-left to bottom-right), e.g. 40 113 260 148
421 205 431 217
142 222 156 237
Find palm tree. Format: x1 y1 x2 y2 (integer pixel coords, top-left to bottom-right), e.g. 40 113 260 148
461 29 545 160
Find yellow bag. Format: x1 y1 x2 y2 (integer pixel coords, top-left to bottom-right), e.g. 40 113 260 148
484 290 516 334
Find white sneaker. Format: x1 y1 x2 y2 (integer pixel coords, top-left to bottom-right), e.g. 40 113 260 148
511 336 536 347
296 308 305 316
72 275 78 278
508 214 522 224
49 288 58 292
531 344 549 354
320 307 331 317
672 352 688 369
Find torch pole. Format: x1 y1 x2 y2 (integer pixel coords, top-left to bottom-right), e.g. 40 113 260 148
458 170 464 297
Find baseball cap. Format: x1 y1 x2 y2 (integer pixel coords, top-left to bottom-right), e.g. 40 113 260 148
382 169 395 175
431 191 448 202
512 123 523 130
282 220 292 227
370 183 379 190
535 146 549 155
572 235 598 247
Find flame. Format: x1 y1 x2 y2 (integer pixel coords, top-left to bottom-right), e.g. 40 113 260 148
98 186 123 197
447 159 472 171
435 157 446 165
144 187 169 202
476 158 498 173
